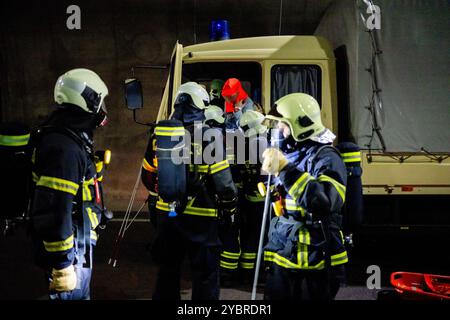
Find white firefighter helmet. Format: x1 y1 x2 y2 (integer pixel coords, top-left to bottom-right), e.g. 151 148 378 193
176 82 210 109
239 110 267 137
266 93 325 142
54 68 108 114
204 105 225 125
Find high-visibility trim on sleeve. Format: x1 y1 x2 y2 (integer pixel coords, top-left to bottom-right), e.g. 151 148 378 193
36 176 79 196
287 172 313 200
209 160 229 175
317 175 346 202
0 134 30 146
142 158 157 173
43 235 74 252
331 251 348 266
341 151 361 163
155 126 185 137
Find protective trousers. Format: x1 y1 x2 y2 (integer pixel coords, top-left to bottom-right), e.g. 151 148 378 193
152 215 220 300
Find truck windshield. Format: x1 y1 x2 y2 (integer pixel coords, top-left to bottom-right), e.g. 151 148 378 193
182 62 262 106
271 64 321 107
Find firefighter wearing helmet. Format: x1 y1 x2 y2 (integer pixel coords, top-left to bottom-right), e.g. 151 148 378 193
30 68 109 300
219 110 268 286
221 78 256 131
142 82 238 300
262 93 348 300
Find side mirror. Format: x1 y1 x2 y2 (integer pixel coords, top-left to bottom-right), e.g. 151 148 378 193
124 78 143 110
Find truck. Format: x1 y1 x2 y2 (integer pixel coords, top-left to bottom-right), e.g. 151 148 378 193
125 1 450 234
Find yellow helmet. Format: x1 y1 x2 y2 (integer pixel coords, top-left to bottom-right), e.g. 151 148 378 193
266 93 325 142
54 68 108 114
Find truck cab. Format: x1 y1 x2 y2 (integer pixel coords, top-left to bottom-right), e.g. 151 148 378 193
129 35 450 228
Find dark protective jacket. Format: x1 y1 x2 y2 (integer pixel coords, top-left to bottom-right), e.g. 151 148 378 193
142 99 238 243
264 140 348 270
30 108 100 270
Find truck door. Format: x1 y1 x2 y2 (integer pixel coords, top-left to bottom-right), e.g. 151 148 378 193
156 41 183 121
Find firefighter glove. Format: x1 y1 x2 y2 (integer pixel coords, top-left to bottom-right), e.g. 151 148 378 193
49 265 77 292
262 148 288 175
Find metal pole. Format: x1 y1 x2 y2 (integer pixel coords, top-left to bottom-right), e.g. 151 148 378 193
251 174 272 300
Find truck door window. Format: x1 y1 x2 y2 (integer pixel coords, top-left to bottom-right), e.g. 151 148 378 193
271 65 321 107
182 62 262 106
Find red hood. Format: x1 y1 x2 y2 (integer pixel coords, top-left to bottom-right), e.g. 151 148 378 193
222 78 248 113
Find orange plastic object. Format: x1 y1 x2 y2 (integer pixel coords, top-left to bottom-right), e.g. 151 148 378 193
391 272 450 300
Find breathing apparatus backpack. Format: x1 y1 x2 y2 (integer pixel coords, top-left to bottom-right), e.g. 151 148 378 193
154 119 188 217
0 123 32 225
308 142 364 243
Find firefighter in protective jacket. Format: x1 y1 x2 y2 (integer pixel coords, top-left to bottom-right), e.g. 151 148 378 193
262 93 348 300
143 82 238 300
30 68 109 300
219 110 268 284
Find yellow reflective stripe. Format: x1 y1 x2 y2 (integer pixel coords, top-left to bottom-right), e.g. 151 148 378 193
240 262 255 269
183 206 217 217
155 126 185 136
241 252 257 259
86 207 99 229
97 175 103 182
0 134 30 146
288 172 313 200
31 149 36 164
36 176 79 196
245 193 264 202
156 200 170 211
331 251 348 266
264 251 300 269
32 172 39 183
142 158 157 173
221 251 241 259
43 235 74 252
298 229 308 268
342 151 361 163
210 160 229 174
284 199 306 217
317 175 346 202
91 230 98 241
157 199 217 217
220 261 238 269
189 164 209 173
226 154 235 162
95 161 104 174
83 185 92 201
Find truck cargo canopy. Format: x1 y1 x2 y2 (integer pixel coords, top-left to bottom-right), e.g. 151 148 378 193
316 0 450 153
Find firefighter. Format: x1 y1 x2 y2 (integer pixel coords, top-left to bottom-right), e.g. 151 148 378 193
219 110 268 285
262 93 348 300
204 105 225 131
30 68 109 300
147 82 238 300
221 78 256 131
209 79 225 108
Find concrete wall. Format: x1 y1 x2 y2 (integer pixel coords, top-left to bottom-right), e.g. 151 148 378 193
0 0 332 210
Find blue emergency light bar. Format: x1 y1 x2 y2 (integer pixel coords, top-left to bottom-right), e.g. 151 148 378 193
209 20 230 41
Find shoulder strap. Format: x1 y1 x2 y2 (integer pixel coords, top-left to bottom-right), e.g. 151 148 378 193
307 144 341 173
